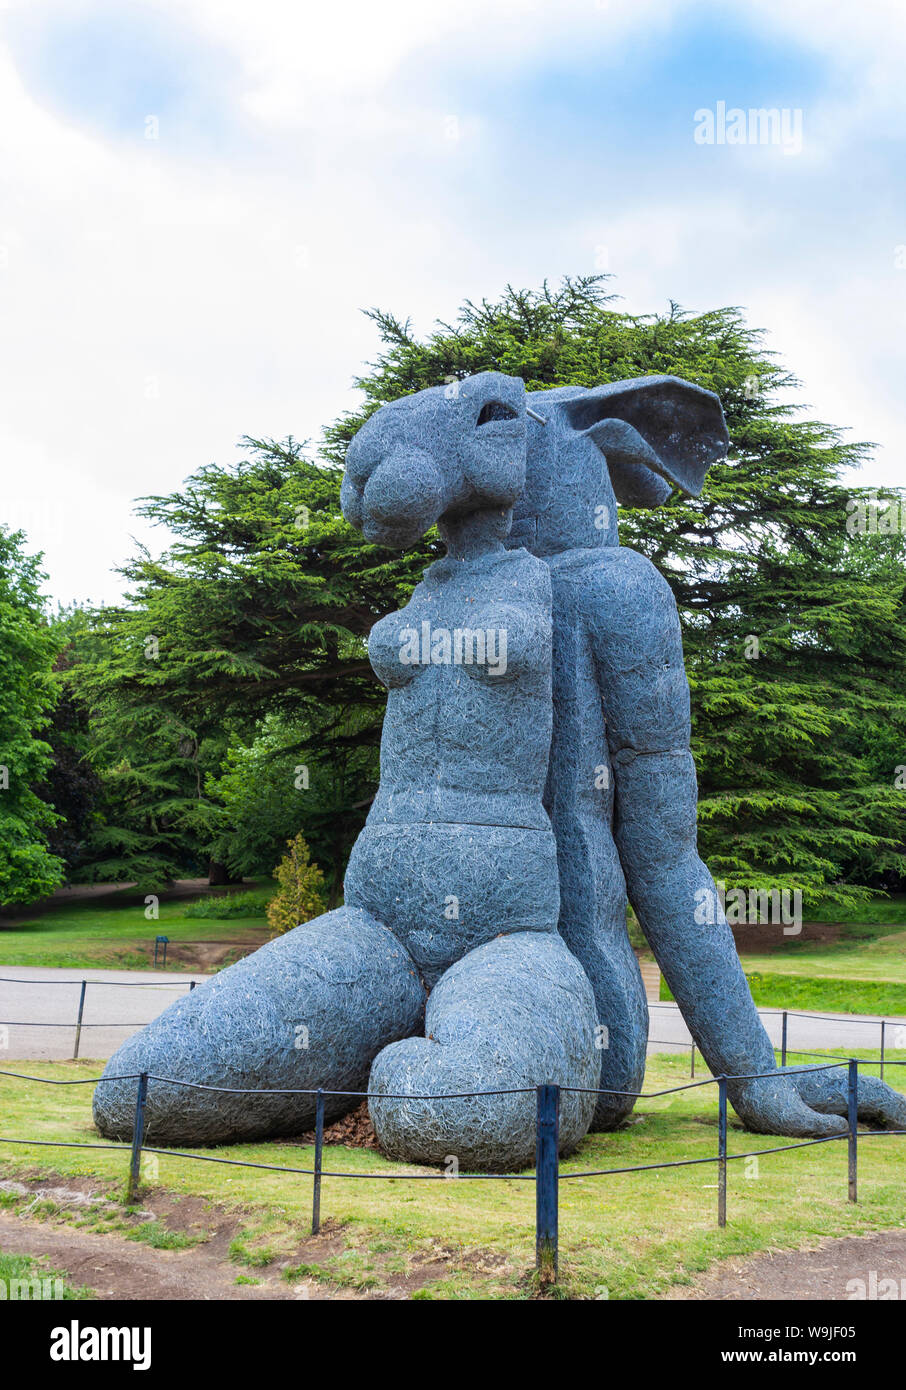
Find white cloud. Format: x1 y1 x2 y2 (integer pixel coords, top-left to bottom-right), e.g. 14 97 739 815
0 0 904 605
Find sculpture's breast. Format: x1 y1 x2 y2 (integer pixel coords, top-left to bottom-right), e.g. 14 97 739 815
366 546 555 829
368 548 549 691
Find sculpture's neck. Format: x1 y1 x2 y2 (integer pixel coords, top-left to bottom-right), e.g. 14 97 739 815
439 507 511 561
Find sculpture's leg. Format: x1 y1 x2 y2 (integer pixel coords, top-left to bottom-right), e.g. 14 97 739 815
574 911 649 1131
553 825 648 1131
368 931 599 1171
92 907 426 1146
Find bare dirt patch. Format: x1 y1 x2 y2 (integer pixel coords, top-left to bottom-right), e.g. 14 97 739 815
163 939 265 971
730 921 843 954
671 1228 906 1300
0 1168 512 1300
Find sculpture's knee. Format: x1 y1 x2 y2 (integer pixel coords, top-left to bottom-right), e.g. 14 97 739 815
93 907 425 1146
369 932 598 1171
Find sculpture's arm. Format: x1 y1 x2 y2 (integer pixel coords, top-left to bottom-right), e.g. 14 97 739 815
583 549 774 1070
582 546 874 1135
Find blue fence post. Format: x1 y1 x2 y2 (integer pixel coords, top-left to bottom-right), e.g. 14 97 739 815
311 1088 325 1234
848 1059 858 1204
718 1076 728 1227
72 980 87 1061
781 1011 788 1068
127 1072 149 1205
535 1084 560 1285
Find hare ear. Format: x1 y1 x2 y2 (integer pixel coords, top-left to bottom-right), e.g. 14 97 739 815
561 375 729 506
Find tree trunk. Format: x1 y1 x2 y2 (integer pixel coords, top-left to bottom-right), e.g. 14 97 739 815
207 859 238 887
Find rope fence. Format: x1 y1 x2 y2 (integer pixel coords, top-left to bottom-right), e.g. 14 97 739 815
0 1059 904 1282
2 973 903 1072
0 977 198 1058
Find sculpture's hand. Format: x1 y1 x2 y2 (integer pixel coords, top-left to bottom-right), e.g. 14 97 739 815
727 1072 848 1138
791 1065 906 1131
728 1066 906 1137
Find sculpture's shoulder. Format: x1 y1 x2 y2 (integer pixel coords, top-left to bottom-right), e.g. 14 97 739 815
547 545 690 742
547 545 676 635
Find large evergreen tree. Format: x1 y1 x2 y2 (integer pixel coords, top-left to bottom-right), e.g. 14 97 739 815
70 277 906 905
0 528 65 907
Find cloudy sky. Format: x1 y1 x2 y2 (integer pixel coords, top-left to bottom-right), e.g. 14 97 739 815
1 0 904 607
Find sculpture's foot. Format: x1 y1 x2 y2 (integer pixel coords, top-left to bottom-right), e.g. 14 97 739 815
368 931 599 1171
92 907 425 1146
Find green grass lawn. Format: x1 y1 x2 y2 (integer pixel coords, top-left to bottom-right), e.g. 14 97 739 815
0 885 273 971
740 972 906 1016
656 891 906 1016
740 912 906 986
810 894 906 927
738 906 906 1015
1 1051 904 1300
662 967 906 1016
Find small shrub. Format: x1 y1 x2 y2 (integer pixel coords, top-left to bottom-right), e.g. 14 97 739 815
266 834 327 936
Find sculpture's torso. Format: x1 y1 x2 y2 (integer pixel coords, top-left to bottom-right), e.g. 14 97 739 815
344 545 561 985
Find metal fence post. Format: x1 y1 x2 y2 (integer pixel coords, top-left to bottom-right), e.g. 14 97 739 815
880 1020 886 1081
189 981 196 992
690 1043 695 1078
848 1059 858 1204
72 980 87 1061
127 1072 149 1205
535 1084 560 1284
311 1088 325 1234
781 1011 788 1068
718 1076 728 1228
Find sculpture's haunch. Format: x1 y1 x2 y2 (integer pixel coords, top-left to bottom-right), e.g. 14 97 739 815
92 908 425 1145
